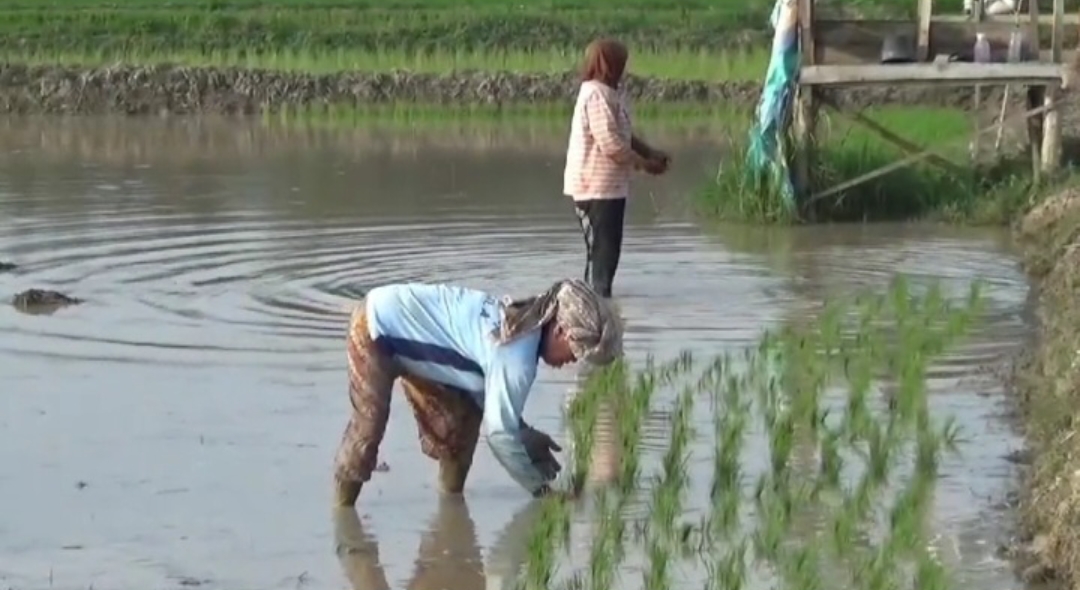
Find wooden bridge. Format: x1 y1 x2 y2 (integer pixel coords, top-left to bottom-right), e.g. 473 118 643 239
790 0 1075 206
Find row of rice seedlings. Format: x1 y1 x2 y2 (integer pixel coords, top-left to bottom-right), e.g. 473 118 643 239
0 0 777 13
522 275 986 590
743 288 960 590
0 7 777 56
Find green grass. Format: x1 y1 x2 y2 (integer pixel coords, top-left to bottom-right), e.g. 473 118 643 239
0 4 771 57
0 0 957 62
531 276 985 590
1 46 770 82
696 106 1065 225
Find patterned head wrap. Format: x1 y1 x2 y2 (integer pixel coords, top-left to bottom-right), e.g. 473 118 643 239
493 279 622 365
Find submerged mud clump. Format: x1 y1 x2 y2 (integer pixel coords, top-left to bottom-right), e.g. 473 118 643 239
0 63 1003 115
11 288 83 312
1013 187 1080 588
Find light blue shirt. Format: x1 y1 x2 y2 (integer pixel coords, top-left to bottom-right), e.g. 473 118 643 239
364 282 549 495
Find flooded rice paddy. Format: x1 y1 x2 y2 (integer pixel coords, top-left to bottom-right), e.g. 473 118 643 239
0 116 1030 590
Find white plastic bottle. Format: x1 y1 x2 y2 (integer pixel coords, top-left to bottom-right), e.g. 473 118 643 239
1007 29 1025 62
974 32 992 63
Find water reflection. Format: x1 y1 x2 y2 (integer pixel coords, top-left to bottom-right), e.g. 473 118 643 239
334 496 542 590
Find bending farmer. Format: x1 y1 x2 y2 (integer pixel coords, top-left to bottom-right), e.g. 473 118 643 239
333 278 623 506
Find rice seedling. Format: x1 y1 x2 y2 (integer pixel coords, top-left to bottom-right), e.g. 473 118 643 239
649 385 694 540
520 493 573 590
522 275 988 590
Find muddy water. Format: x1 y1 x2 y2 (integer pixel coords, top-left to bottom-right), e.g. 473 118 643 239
0 116 1029 590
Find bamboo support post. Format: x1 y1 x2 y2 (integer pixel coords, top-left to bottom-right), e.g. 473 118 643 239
917 0 933 62
1041 0 1065 173
793 0 819 203
1027 0 1045 180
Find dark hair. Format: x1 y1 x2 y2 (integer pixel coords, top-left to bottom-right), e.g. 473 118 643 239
580 38 629 89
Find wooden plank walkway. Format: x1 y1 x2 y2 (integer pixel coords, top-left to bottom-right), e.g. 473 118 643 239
800 62 1066 87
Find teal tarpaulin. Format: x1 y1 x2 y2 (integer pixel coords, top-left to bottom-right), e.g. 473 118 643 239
744 0 800 210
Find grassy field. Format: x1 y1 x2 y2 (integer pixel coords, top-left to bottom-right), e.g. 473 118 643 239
1 2 770 55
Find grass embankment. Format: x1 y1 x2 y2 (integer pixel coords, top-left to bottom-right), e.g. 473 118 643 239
525 277 985 590
1011 188 1080 587
697 105 1078 226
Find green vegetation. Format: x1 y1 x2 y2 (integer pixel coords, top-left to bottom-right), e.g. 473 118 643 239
2 47 769 82
697 106 1074 225
522 276 984 589
1 1 762 63
0 0 911 77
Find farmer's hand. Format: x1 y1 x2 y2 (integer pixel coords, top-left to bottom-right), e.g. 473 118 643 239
521 426 563 481
643 158 666 175
533 483 581 503
643 148 669 172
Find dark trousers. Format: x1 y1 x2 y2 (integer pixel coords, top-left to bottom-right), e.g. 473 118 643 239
573 198 626 298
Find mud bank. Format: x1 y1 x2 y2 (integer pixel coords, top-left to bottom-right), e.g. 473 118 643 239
1010 188 1080 588
0 63 1025 115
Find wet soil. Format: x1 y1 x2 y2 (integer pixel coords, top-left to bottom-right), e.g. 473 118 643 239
0 63 1049 116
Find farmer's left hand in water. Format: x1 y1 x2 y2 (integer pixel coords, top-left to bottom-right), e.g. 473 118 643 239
522 427 563 481
644 149 671 175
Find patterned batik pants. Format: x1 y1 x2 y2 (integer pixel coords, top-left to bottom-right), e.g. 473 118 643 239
334 302 484 495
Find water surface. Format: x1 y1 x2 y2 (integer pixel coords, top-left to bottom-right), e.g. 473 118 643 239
0 116 1029 590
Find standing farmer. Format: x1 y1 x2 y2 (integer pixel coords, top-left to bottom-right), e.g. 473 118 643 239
563 37 671 298
333 278 622 506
